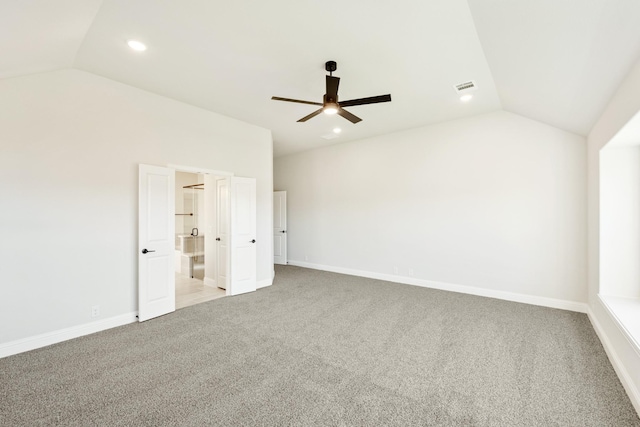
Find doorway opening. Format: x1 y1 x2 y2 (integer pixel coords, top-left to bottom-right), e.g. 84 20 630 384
174 171 225 309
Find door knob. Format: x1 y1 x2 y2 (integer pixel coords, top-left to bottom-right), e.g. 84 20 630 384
216 237 221 241
141 248 155 254
281 230 286 233
251 239 256 243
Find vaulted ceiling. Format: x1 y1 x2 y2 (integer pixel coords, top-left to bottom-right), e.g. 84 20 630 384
2 0 640 157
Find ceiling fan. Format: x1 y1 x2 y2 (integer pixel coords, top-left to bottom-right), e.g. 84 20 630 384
271 61 391 124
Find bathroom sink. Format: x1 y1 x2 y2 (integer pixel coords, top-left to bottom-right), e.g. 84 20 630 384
175 234 204 253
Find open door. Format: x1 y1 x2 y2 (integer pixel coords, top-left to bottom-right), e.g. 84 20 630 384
216 178 230 290
273 191 287 265
138 164 175 321
229 177 257 295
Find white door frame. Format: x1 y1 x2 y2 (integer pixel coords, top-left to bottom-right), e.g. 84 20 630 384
168 164 233 178
216 177 230 292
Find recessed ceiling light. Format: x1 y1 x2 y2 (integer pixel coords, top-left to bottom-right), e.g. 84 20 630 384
460 94 473 102
333 128 342 134
127 40 147 51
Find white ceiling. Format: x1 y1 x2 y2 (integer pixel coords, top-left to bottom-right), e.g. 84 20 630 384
468 0 640 136
0 0 101 79
2 0 640 157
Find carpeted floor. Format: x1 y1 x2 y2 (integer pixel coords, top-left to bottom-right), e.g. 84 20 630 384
1 265 639 426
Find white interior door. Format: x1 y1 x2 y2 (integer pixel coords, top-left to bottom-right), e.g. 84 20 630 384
138 164 175 321
216 178 230 291
229 177 257 296
273 191 287 265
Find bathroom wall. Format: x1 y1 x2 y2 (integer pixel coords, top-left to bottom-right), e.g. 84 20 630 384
175 171 201 237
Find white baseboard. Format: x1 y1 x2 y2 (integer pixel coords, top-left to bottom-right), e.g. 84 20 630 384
288 260 587 313
203 277 216 288
0 312 138 359
257 278 272 289
587 304 640 416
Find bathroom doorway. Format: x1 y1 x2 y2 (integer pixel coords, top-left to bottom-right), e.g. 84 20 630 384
139 163 257 321
174 171 225 309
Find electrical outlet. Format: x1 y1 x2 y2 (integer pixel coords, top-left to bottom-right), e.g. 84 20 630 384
305 255 309 261
393 266 399 274
408 268 414 277
91 305 100 318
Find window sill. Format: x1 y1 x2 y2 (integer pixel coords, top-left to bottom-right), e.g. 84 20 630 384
599 294 640 351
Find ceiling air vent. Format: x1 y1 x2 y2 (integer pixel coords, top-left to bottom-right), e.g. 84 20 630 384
453 80 477 93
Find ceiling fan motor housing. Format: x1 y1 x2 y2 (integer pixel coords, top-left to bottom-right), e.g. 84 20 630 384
323 94 338 104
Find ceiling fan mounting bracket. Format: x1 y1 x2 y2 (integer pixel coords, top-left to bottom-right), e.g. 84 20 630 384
325 61 337 75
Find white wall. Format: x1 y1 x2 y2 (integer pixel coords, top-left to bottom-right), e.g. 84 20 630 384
275 110 587 305
599 146 640 298
0 69 273 347
587 59 640 413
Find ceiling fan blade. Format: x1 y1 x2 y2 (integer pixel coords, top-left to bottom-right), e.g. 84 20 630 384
297 108 324 122
339 94 392 108
326 76 340 101
337 108 362 124
272 96 323 106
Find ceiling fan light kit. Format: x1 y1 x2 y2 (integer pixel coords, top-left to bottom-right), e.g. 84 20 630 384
323 103 339 115
272 61 391 124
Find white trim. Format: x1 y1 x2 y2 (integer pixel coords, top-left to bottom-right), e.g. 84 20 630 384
168 164 233 176
599 295 640 355
0 312 138 359
203 277 217 288
288 260 587 313
257 278 272 289
587 304 640 416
